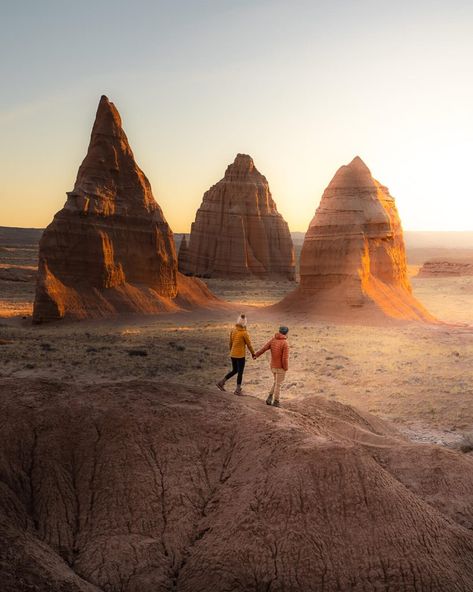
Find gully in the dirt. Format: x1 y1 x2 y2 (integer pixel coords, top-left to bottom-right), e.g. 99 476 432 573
216 314 256 395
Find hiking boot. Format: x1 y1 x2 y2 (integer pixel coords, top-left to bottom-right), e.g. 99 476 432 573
216 380 226 392
234 386 243 396
266 394 273 405
272 400 281 408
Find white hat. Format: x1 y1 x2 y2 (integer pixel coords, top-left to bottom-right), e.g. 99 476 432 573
236 313 247 327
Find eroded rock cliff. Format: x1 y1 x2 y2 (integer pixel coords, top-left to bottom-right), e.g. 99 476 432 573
179 154 295 279
278 157 436 322
33 97 216 322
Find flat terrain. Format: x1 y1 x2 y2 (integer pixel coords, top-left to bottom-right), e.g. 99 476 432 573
1 227 473 451
1 278 473 450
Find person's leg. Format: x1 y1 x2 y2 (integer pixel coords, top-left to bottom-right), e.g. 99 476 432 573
224 357 238 381
266 368 277 405
217 358 238 390
234 358 246 394
272 369 286 406
236 358 246 385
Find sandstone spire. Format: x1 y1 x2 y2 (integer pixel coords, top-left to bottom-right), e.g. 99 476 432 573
277 157 436 322
179 154 295 279
33 96 214 322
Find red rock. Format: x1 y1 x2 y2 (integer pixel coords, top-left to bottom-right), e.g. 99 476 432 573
177 234 189 271
33 96 217 322
278 157 436 322
1 378 473 591
179 154 295 279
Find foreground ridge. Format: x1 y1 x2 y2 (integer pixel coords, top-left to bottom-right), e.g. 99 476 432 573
1 378 472 591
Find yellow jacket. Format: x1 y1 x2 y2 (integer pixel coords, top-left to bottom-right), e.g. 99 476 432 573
229 325 255 358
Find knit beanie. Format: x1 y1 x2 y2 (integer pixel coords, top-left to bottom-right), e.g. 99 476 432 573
236 313 247 327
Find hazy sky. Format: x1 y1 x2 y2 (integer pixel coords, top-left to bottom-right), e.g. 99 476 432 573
1 0 472 232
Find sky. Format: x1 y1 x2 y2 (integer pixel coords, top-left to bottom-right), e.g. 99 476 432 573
1 0 472 232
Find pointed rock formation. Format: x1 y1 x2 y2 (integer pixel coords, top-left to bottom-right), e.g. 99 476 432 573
277 157 436 322
179 154 295 279
33 96 216 322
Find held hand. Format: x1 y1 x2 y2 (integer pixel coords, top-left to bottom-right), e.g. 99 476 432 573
252 354 257 360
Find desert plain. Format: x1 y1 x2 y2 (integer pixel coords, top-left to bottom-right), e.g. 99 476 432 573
2 229 473 450
3 226 473 591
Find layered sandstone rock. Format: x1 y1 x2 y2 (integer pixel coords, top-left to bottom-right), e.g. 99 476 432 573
177 234 189 271
418 259 473 277
179 154 295 279
278 157 436 322
33 96 216 322
2 377 473 591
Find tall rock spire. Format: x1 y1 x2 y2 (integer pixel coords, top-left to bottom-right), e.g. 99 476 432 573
179 153 295 280
277 157 436 322
33 96 180 322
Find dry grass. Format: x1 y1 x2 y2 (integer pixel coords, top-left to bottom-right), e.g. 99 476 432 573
1 246 473 448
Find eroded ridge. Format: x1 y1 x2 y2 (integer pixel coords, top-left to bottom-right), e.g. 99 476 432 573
1 379 473 591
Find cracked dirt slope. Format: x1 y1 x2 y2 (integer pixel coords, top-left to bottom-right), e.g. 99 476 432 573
1 379 473 591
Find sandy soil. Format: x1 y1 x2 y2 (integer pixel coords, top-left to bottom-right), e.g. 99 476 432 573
1 267 473 453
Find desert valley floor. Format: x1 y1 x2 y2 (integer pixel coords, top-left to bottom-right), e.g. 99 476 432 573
3 237 473 591
1 261 473 449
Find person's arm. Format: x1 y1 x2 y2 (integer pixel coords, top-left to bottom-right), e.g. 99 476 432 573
244 332 256 356
229 330 233 352
282 342 289 371
255 339 272 358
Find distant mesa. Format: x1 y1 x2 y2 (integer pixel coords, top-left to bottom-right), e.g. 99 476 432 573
33 96 218 323
417 259 473 277
178 154 296 280
276 157 436 322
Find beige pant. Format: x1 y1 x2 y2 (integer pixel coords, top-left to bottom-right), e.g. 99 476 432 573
269 368 286 402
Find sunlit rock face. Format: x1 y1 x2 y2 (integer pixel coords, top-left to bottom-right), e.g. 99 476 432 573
33 96 213 322
278 157 436 322
179 154 295 279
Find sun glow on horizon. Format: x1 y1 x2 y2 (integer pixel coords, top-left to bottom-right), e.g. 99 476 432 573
1 1 472 234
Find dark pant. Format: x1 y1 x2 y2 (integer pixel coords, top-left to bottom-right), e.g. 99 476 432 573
225 357 246 385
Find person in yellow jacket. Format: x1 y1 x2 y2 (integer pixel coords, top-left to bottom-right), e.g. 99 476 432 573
216 313 255 396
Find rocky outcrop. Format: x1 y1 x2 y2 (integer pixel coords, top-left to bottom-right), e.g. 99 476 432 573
418 259 473 277
2 377 473 591
177 234 189 271
33 96 217 322
179 154 295 279
277 157 436 322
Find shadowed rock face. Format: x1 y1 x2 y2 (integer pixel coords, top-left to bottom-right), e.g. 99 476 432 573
179 154 295 279
1 378 473 591
278 157 436 322
177 235 189 272
33 96 193 322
